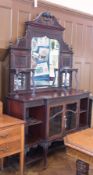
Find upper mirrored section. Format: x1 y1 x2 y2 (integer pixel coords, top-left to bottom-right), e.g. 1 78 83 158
8 11 74 95
31 36 59 87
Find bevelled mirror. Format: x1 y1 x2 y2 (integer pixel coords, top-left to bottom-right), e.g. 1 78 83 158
31 36 59 87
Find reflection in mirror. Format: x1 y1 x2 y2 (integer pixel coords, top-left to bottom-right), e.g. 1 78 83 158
14 73 26 91
62 73 70 87
31 36 59 87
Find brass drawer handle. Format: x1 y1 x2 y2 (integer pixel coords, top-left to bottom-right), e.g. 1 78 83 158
0 134 8 138
0 147 8 152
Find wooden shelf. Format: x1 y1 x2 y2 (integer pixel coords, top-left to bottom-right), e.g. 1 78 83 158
80 110 87 114
26 155 42 165
25 135 42 148
26 118 43 127
10 68 33 73
25 146 43 165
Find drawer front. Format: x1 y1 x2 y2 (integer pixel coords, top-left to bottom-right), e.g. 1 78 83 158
0 140 21 158
0 101 3 114
0 126 21 144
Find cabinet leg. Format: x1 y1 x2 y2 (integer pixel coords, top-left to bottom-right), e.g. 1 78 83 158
42 142 48 169
76 159 89 175
0 158 4 171
20 152 24 175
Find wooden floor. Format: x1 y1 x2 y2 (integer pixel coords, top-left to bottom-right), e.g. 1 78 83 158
0 149 93 175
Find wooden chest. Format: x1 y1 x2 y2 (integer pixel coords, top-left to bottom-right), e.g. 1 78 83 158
0 114 25 175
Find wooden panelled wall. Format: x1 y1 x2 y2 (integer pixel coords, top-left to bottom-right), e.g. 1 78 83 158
0 0 93 99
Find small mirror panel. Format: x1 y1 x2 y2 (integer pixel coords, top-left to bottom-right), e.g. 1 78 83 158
14 73 26 91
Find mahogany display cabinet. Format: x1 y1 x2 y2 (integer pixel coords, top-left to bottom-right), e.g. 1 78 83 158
4 12 91 166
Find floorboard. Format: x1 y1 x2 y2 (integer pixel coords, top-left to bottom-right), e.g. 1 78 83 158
0 149 93 175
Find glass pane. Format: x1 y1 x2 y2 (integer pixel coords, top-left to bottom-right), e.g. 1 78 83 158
66 111 76 130
31 36 59 87
49 106 63 137
66 103 77 111
66 103 77 131
14 73 26 91
80 98 88 111
79 113 87 127
62 72 70 87
49 115 62 137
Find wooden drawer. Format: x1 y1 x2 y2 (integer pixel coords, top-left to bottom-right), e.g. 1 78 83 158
0 139 21 158
0 126 21 144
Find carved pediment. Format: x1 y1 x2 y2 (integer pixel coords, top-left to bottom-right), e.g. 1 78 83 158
26 12 65 31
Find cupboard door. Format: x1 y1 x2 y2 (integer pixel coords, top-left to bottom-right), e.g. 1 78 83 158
79 98 89 128
49 105 63 137
65 102 78 133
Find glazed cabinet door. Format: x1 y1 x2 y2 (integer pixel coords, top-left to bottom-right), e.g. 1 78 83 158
64 101 78 134
79 97 89 128
48 104 64 139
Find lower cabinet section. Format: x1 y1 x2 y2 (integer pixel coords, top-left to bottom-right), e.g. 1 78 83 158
6 91 91 166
